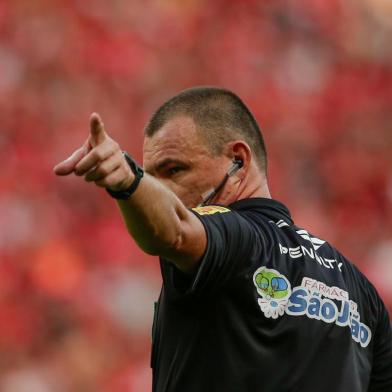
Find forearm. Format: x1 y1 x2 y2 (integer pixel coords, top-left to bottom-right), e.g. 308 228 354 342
116 173 189 256
53 113 205 270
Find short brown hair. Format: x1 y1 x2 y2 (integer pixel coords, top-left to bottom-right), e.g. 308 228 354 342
145 86 267 172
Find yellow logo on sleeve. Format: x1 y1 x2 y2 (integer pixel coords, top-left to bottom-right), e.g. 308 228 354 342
192 206 231 215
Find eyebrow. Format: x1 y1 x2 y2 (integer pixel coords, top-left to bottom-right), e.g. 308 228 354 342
145 158 188 175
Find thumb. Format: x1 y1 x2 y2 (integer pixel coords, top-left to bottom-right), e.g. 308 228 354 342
53 141 90 176
90 112 107 147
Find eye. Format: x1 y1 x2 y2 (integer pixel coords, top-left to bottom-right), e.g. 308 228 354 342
271 277 288 292
168 166 183 176
260 277 269 290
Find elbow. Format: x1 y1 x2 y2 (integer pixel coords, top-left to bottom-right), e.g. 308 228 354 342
127 206 188 258
138 229 184 258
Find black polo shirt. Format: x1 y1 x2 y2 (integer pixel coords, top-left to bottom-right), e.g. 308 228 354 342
151 198 392 392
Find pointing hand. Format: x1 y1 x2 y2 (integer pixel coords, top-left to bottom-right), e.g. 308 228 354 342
53 113 134 192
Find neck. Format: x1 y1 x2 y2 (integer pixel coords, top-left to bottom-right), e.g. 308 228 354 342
236 174 271 201
211 164 271 206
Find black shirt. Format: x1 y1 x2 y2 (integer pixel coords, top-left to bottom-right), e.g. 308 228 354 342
151 198 392 392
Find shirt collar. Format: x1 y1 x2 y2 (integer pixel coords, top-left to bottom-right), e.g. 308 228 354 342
228 197 293 224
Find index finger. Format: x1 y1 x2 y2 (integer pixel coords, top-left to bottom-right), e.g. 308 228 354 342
90 112 107 147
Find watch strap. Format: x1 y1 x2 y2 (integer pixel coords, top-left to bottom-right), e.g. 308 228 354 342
106 152 144 200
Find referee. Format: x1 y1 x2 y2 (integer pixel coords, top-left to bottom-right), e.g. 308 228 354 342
54 87 392 392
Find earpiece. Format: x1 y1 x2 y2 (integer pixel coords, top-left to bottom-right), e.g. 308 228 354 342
227 159 243 176
233 159 243 168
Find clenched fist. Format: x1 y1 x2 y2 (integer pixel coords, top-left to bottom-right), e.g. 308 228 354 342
53 113 134 192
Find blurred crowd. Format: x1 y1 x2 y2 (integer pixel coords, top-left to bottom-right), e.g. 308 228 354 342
0 0 391 390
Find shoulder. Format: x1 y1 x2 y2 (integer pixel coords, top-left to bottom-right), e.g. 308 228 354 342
191 203 275 243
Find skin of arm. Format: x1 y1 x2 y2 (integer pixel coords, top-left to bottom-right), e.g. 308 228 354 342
116 173 206 272
54 113 206 273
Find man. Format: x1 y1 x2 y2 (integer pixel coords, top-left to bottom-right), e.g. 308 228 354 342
54 87 392 391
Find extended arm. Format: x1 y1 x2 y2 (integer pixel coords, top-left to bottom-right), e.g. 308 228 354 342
54 114 206 273
116 174 206 272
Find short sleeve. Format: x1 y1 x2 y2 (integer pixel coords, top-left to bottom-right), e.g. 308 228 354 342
163 205 267 296
368 299 392 392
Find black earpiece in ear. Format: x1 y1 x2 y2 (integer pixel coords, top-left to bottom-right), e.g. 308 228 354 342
227 159 243 176
233 159 243 168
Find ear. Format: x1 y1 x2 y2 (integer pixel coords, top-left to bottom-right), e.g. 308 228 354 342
225 140 252 179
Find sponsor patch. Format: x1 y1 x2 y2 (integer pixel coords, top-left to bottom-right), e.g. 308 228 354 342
192 206 231 215
253 267 292 319
253 270 372 348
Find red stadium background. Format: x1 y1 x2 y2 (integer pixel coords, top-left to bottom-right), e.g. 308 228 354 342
1 0 391 390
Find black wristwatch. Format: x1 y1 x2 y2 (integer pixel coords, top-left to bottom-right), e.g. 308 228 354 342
106 151 144 200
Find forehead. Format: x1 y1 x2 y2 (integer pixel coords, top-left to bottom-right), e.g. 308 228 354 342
143 115 211 169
